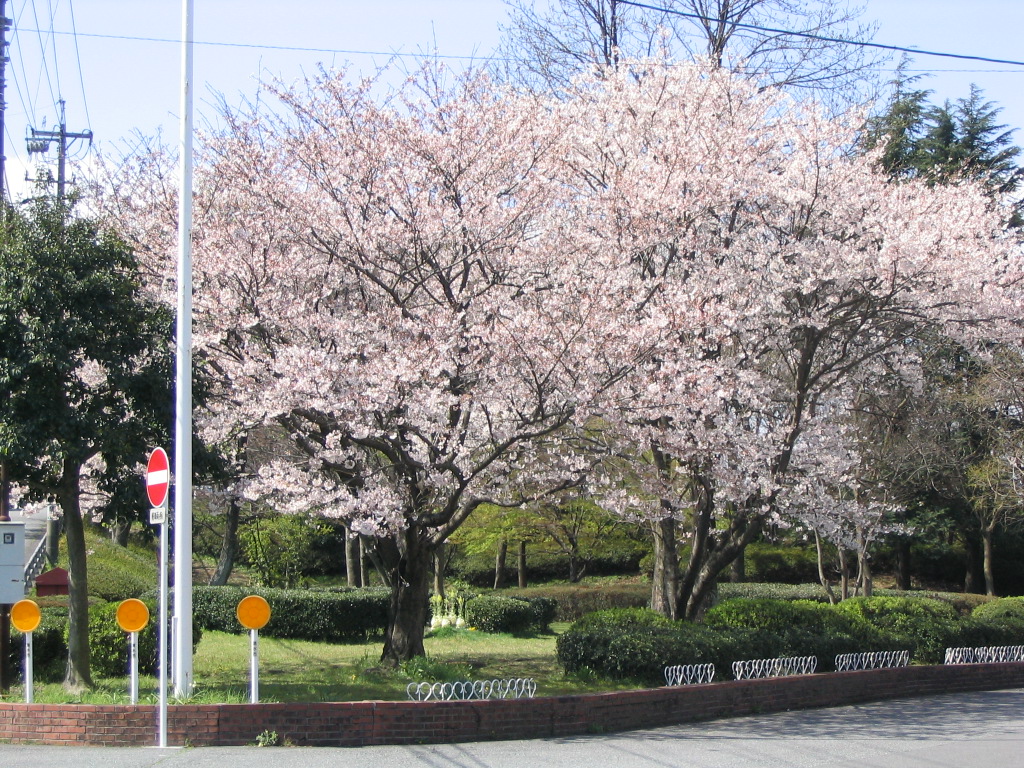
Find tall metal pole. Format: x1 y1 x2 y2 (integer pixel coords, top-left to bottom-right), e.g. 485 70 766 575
172 0 194 698
0 0 8 204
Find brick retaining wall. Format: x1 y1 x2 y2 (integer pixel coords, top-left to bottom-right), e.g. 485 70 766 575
1 663 1022 747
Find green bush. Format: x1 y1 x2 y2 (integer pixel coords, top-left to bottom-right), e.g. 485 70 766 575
834 597 960 664
191 585 390 643
464 595 552 633
972 597 1024 623
507 583 650 621
717 583 832 603
744 544 819 584
556 608 755 684
10 607 67 683
85 599 203 678
703 598 901 668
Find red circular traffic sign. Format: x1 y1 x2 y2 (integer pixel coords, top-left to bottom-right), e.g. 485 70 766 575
146 448 170 508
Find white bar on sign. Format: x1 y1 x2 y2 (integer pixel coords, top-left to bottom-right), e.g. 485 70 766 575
147 469 169 485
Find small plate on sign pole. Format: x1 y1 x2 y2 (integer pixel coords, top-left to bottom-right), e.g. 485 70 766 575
149 506 166 525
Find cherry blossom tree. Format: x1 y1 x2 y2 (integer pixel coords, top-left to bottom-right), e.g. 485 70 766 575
92 57 1022 654
552 59 1022 618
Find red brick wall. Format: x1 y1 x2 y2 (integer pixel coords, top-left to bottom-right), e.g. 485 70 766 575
1 663 1021 747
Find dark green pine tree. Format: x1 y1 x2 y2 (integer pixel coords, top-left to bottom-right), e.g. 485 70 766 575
867 79 1023 226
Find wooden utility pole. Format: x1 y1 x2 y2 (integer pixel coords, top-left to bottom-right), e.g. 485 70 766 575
26 100 93 200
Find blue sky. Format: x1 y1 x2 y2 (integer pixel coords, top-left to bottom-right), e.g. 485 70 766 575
5 1 1023 199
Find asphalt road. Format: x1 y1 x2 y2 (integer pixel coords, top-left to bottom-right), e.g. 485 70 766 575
1 687 1020 767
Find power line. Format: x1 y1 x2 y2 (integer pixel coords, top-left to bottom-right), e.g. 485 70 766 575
16 14 1024 73
66 0 90 131
18 26 514 63
619 0 1024 69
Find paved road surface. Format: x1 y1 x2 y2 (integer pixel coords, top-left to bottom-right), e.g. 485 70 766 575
0 687 1020 767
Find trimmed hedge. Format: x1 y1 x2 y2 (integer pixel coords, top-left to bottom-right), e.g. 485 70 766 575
506 583 650 621
556 608 751 683
10 607 68 683
191 585 390 643
558 595 1024 683
704 598 904 669
464 595 555 633
86 599 203 678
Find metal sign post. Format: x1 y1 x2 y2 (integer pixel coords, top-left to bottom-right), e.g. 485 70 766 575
117 599 150 706
146 449 170 748
236 596 271 705
11 600 39 704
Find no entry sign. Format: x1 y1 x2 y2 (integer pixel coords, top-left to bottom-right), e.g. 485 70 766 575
146 448 170 508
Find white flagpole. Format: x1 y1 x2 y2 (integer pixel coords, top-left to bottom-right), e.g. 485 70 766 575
173 0 195 698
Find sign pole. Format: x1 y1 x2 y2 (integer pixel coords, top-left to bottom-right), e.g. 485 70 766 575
147 448 170 748
10 601 40 705
158 516 168 747
23 631 32 704
250 629 259 704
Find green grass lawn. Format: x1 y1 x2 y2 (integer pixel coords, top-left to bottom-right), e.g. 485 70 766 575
11 623 639 705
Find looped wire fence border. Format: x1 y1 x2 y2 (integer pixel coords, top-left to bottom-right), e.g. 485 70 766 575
732 656 817 681
944 646 1024 665
663 663 716 687
835 650 911 672
406 678 538 702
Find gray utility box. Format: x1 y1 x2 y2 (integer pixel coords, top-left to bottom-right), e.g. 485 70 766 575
0 522 25 604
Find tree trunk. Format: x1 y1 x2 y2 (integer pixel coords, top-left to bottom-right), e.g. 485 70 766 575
814 531 837 604
111 519 131 547
839 548 850 601
517 540 527 589
493 538 508 589
359 536 370 587
964 535 984 594
345 525 361 588
61 461 92 690
729 544 746 583
650 517 679 619
433 542 446 599
858 547 873 598
683 513 761 620
210 497 241 586
894 538 912 591
982 524 996 597
380 526 433 665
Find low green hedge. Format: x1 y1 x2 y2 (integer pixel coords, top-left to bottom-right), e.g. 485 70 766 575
558 595 1024 684
10 606 68 683
86 599 203 678
506 583 650 621
191 585 390 643
464 594 555 633
556 608 751 684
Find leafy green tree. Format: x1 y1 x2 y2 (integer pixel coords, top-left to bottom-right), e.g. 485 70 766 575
0 196 172 689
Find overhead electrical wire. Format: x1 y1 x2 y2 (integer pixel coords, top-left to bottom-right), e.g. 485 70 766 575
14 9 1024 71
618 0 1024 68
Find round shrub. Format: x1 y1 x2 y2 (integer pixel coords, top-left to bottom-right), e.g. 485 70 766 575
972 597 1024 623
556 608 757 684
85 600 203 678
465 595 543 633
834 596 960 664
10 606 67 683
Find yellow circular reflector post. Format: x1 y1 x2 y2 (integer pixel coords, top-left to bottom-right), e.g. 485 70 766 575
237 595 271 704
11 600 41 703
116 598 151 633
117 598 150 704
236 595 271 630
11 600 41 633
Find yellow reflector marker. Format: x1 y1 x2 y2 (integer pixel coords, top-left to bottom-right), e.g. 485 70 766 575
11 600 41 633
116 598 150 633
237 595 271 630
